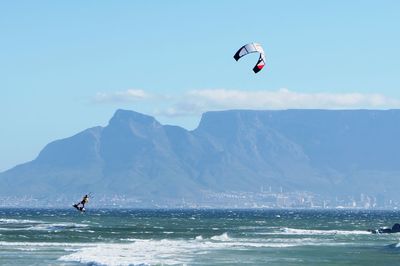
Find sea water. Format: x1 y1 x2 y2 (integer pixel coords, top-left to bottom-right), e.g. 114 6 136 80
1 208 400 265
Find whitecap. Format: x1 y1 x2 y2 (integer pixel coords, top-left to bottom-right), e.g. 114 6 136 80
27 222 89 231
0 218 43 224
153 226 164 229
58 237 355 266
280 227 371 235
211 232 230 241
195 235 203 240
0 241 89 248
59 240 192 266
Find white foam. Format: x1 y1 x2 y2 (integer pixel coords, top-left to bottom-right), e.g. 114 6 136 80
0 241 88 247
15 247 38 251
153 226 164 229
280 227 371 235
1 230 361 266
0 227 21 231
27 222 89 231
120 238 136 242
0 219 89 232
0 218 43 224
211 232 230 241
58 236 351 266
59 240 193 266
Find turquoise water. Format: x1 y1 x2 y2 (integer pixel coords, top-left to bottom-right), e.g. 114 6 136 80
1 208 400 265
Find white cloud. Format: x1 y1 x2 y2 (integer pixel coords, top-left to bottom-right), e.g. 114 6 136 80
94 88 400 117
94 89 149 103
157 88 400 117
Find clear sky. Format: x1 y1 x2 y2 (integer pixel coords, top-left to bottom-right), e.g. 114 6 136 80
1 0 400 171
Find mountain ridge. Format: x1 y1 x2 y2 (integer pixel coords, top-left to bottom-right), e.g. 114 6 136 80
1 109 399 207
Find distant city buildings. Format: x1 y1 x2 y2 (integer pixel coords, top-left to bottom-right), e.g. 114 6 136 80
0 190 398 209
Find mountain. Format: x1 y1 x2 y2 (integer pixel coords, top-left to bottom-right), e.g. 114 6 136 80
1 109 400 207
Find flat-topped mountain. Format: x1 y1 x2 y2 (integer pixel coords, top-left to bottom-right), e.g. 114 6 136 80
1 109 399 207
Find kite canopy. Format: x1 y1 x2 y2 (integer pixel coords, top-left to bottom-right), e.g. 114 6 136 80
233 42 266 73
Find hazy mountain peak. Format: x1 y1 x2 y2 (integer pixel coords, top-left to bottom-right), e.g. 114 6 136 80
2 109 400 206
108 109 162 131
109 109 160 128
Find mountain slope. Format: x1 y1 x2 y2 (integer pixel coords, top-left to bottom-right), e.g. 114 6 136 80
1 109 399 205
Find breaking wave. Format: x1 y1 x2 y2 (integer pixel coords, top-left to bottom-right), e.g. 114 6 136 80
0 218 89 232
27 223 89 231
210 232 230 241
279 227 371 235
0 218 43 224
57 236 353 266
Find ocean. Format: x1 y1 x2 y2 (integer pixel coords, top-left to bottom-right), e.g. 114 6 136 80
1 208 400 265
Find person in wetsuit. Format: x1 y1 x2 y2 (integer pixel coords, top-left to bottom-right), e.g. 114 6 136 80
74 194 89 210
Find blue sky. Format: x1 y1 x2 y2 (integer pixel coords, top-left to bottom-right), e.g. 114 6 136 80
1 0 400 171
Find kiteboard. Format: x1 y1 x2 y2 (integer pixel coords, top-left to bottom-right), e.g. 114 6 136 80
73 204 85 212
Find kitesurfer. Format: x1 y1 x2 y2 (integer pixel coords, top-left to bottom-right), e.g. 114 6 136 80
73 194 89 210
